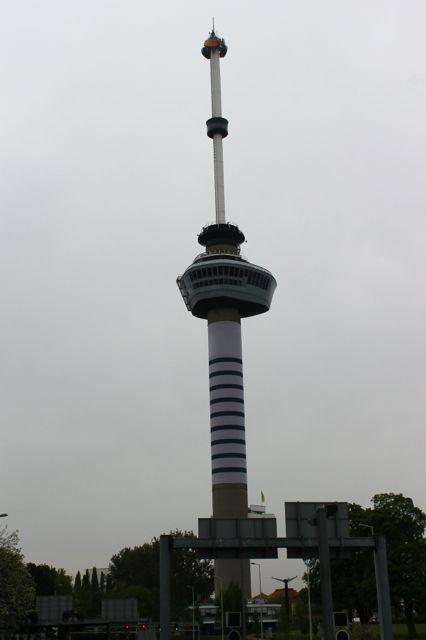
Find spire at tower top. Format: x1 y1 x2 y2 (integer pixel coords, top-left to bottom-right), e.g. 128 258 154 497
202 28 228 225
201 29 228 59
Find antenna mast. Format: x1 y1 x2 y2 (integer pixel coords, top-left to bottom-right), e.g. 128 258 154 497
202 30 228 225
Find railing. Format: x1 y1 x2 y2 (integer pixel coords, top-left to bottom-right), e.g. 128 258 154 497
200 220 241 231
192 249 248 263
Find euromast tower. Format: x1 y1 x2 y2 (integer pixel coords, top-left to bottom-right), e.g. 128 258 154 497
177 30 277 599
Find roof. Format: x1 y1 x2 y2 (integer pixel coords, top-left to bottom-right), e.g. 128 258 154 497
266 588 299 600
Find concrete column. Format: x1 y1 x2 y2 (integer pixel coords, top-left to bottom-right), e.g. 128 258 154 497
208 307 251 600
317 506 335 640
160 535 171 640
374 535 394 640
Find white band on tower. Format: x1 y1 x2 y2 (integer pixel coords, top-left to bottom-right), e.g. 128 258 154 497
210 48 226 224
213 136 226 224
210 48 222 116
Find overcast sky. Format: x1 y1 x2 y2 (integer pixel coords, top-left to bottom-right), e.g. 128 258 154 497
1 0 426 595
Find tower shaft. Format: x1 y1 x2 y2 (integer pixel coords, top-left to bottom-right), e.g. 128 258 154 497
208 308 251 599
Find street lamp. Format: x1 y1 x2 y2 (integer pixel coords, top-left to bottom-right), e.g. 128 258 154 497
0 514 8 518
251 562 264 640
271 576 297 625
216 578 225 640
304 563 313 640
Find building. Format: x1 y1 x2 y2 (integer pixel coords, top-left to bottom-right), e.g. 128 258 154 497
177 29 277 600
248 504 276 519
196 602 284 635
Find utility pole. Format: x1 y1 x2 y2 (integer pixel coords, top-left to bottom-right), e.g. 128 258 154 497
305 562 313 640
271 575 297 624
216 577 225 640
187 586 195 640
251 563 264 640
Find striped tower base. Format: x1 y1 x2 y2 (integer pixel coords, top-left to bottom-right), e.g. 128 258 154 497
208 308 251 600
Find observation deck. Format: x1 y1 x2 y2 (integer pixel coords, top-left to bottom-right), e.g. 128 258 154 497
177 241 276 319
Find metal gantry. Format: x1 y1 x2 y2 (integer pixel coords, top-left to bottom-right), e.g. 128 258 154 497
160 521 393 640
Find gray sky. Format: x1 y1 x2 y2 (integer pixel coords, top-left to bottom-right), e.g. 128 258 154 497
1 0 426 595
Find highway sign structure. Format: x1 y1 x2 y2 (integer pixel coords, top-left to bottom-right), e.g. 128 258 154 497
160 508 393 640
285 502 351 559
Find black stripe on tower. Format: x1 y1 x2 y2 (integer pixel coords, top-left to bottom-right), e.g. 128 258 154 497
212 453 246 460
211 410 245 418
210 384 244 391
206 117 228 138
209 357 242 365
212 467 247 474
209 370 243 379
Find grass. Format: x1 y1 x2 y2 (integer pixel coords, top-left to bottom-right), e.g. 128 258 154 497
273 624 426 640
365 623 426 639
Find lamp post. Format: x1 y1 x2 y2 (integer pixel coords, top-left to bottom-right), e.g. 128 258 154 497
0 514 8 518
304 563 313 640
251 563 263 640
216 578 224 640
271 575 297 625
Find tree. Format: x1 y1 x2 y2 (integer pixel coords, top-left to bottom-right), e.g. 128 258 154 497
82 569 91 592
220 583 243 615
100 572 105 593
27 564 72 596
55 568 73 594
306 493 426 638
75 571 82 591
27 563 57 596
370 494 426 638
292 587 320 637
74 568 99 617
27 562 72 596
106 573 113 593
109 531 213 618
0 527 35 632
91 567 99 592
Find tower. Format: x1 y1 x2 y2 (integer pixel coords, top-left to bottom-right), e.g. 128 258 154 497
177 30 277 600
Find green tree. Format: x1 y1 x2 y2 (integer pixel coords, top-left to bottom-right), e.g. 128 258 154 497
106 573 113 593
306 493 426 638
75 568 100 617
370 493 426 638
82 569 91 591
27 563 57 595
74 571 82 591
91 567 99 592
288 587 321 637
55 568 73 594
0 527 35 633
109 530 213 618
220 582 242 613
26 564 72 596
100 572 105 592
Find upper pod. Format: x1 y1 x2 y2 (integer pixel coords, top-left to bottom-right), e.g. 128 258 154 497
201 31 228 59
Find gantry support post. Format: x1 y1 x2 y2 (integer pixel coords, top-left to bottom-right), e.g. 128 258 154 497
316 506 335 640
160 535 172 640
284 580 290 624
374 535 393 640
